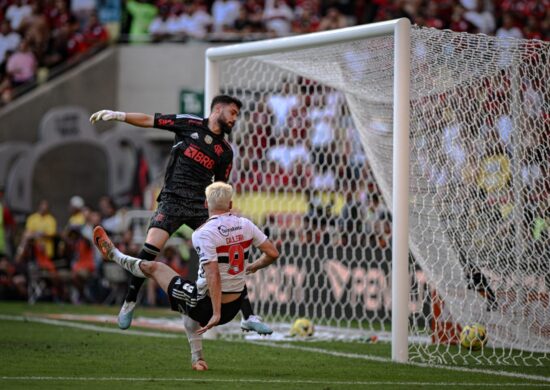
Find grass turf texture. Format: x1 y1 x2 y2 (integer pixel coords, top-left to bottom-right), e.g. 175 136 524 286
1 302 549 389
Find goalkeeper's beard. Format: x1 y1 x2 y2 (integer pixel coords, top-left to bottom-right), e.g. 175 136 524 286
218 116 234 135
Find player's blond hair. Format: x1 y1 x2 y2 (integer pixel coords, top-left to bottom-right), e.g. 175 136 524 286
205 181 233 211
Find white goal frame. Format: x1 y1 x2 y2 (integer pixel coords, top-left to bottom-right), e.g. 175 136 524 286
204 18 412 363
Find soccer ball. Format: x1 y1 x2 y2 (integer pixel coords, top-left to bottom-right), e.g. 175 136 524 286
290 318 315 337
460 323 488 350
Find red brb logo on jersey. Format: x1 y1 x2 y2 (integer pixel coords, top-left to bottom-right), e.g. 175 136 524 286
158 119 174 126
183 144 215 169
214 144 224 156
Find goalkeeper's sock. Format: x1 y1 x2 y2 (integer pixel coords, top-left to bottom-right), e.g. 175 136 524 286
125 243 160 302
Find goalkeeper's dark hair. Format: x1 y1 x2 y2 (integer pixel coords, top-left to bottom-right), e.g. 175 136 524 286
211 95 243 110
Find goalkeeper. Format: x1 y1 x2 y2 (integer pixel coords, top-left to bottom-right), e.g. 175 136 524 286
93 182 279 370
89 95 273 335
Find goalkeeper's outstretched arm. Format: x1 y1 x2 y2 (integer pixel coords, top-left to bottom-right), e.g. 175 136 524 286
89 109 154 128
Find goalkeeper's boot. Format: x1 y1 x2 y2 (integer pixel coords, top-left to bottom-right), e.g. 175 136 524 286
93 226 115 261
240 315 273 335
118 300 136 330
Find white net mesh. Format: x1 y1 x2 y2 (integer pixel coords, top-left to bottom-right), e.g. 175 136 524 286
214 25 550 365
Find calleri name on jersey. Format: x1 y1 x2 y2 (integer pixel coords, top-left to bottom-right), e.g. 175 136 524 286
153 113 233 200
192 213 267 298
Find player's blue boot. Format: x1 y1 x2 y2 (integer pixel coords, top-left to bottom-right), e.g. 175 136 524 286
118 301 136 330
240 315 273 335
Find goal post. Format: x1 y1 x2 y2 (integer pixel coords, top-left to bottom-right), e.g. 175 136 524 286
206 18 412 363
204 19 550 366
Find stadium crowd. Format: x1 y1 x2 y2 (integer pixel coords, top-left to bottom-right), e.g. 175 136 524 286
0 0 109 106
119 0 550 42
0 0 548 304
1 0 548 106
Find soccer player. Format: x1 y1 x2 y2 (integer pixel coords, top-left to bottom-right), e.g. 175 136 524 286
93 182 279 370
89 95 273 334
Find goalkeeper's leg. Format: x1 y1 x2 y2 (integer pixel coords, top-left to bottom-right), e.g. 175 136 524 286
119 227 167 330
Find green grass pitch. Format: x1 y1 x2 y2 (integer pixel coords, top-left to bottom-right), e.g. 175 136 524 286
0 302 549 389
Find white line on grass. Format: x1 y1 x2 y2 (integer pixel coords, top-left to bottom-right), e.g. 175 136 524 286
248 341 550 384
2 314 550 385
0 314 181 338
1 376 550 387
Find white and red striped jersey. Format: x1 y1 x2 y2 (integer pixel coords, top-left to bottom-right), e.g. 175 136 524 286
191 212 267 298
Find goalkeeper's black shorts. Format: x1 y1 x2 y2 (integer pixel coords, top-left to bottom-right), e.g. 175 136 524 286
148 192 208 235
167 275 244 327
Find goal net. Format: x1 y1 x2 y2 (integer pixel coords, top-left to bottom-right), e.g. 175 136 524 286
206 20 550 365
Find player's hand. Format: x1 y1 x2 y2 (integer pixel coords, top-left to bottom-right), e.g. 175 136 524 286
89 109 126 124
197 314 220 335
245 263 259 275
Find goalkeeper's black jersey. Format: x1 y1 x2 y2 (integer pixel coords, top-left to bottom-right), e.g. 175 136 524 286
154 113 233 206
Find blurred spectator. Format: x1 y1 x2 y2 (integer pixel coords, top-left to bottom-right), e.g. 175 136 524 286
267 137 309 172
0 252 26 300
66 227 96 303
126 0 158 43
98 195 123 235
71 0 97 28
477 140 511 203
20 2 50 62
242 0 265 31
16 232 65 301
83 12 110 47
318 6 348 31
292 5 320 33
81 208 104 270
186 1 213 39
233 7 264 34
522 15 544 40
148 7 175 42
312 164 336 190
459 0 478 11
66 17 89 58
24 199 57 259
5 0 32 32
449 4 474 32
463 0 495 34
263 0 294 36
268 81 299 136
496 13 523 39
309 96 335 167
67 195 86 231
6 39 37 86
0 20 21 67
212 0 241 33
0 187 15 258
0 74 12 104
420 2 445 30
339 190 366 245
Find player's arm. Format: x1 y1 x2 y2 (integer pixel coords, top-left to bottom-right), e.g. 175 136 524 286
245 239 279 275
89 110 154 128
197 260 222 335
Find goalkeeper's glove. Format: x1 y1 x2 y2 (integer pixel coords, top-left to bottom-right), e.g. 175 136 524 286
89 109 126 124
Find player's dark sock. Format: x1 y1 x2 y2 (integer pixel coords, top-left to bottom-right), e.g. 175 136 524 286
124 243 160 302
240 285 254 320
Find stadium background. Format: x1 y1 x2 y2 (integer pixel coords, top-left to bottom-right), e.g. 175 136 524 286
0 0 548 314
